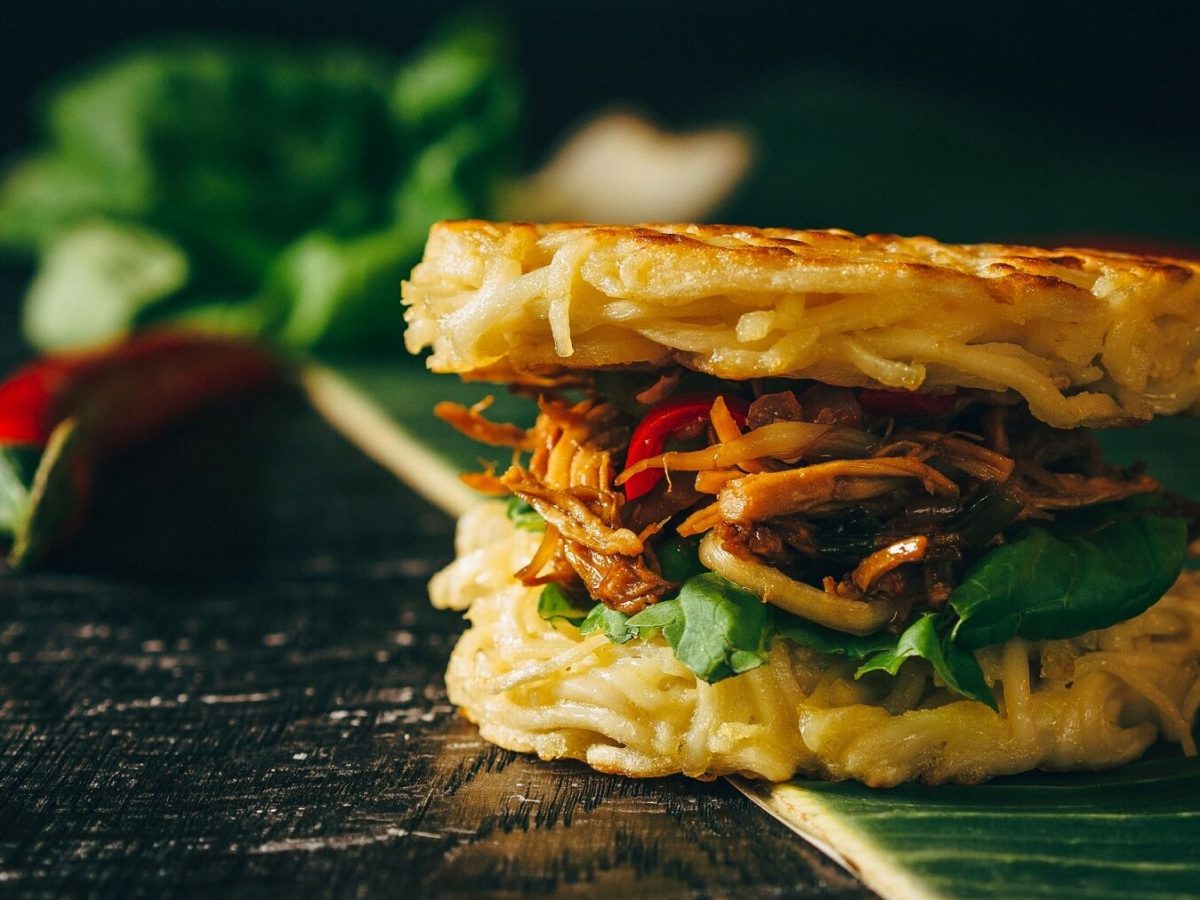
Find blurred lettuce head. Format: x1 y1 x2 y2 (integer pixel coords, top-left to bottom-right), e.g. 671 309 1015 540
0 18 520 353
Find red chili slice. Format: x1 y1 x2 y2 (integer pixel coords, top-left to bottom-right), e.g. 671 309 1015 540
859 388 960 419
0 360 72 444
621 393 749 501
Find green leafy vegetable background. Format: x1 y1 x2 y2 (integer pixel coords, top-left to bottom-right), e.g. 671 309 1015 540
0 19 519 353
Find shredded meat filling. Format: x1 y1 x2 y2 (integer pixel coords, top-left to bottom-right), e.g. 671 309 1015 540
441 383 1171 622
560 541 669 614
472 398 674 611
501 467 641 556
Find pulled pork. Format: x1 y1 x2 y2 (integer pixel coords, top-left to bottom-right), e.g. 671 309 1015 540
439 395 669 614
438 381 1172 626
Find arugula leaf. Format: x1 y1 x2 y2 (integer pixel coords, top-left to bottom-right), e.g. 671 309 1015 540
624 598 683 639
950 510 1187 650
536 583 591 626
856 614 996 710
667 574 773 682
504 495 545 532
583 575 773 682
576 500 1187 706
579 603 635 644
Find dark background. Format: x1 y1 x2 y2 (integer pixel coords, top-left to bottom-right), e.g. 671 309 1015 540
6 1 1200 153
4 1 1200 246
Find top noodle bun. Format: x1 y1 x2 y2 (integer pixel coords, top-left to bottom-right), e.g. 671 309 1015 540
403 221 1200 429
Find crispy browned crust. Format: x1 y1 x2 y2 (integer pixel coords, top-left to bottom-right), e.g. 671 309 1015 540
403 221 1200 428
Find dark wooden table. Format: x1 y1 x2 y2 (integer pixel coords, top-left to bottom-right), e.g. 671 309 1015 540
0 364 871 898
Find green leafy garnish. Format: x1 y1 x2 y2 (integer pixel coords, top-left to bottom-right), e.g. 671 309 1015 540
624 598 683 639
540 500 1189 707
0 18 519 352
585 569 993 697
856 614 996 710
574 574 774 676
655 534 706 582
949 509 1187 650
536 583 591 626
672 575 773 680
622 575 772 682
504 495 545 532
22 222 189 350
579 603 635 644
775 612 898 660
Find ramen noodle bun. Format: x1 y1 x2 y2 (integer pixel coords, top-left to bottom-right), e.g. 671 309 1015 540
404 221 1200 429
405 221 1200 785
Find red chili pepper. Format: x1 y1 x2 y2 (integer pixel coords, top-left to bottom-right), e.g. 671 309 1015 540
621 393 749 501
0 359 72 444
0 330 281 568
0 331 278 456
859 388 960 419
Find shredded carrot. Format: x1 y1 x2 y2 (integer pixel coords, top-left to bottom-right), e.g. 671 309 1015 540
459 470 509 495
434 397 534 450
616 421 838 483
516 524 563 582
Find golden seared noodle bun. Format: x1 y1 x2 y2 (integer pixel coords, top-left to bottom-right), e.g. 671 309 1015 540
431 503 1200 787
403 222 1200 429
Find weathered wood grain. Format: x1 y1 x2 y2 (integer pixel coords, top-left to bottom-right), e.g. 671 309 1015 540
0 392 869 898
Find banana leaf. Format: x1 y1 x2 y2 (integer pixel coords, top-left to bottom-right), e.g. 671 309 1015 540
734 749 1200 900
309 359 1200 899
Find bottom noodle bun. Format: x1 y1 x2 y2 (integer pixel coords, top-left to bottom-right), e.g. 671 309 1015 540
430 503 1200 787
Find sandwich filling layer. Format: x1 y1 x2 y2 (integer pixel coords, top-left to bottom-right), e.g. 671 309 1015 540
436 374 1195 713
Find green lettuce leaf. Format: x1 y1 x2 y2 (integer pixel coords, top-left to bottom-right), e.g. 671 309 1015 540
564 499 1188 704
648 574 773 682
856 614 996 710
504 495 545 532
774 612 898 660
579 603 635 644
624 598 683 640
655 535 706 583
536 583 591 627
950 509 1187 650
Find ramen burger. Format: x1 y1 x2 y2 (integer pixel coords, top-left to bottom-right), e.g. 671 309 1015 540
403 221 1200 787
